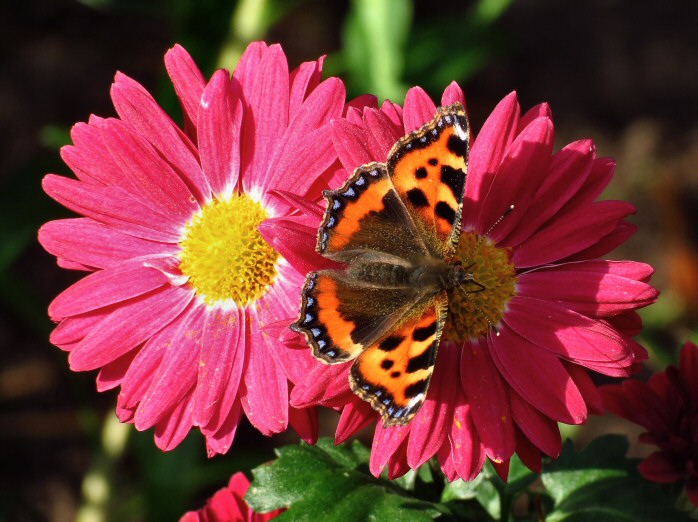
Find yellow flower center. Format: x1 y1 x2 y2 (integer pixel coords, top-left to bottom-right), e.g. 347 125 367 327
444 232 517 341
178 194 279 307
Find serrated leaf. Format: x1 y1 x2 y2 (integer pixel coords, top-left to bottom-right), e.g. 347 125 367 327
542 435 692 522
247 439 440 521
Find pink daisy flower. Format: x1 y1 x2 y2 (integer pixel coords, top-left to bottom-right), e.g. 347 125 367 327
601 341 698 507
180 472 283 522
272 84 658 480
38 42 347 454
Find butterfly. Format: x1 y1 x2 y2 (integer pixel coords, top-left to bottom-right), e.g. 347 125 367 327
291 102 472 426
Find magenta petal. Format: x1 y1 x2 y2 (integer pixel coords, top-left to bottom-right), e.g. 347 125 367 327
336 399 376 444
135 303 205 430
490 326 587 424
517 103 552 133
564 361 604 415
240 44 290 193
363 108 403 161
204 398 243 457
407 343 458 468
231 41 266 93
111 72 209 202
69 285 194 371
164 44 206 141
154 390 195 451
502 140 594 247
62 123 121 186
331 119 375 172
679 342 698 398
49 259 170 320
441 81 466 107
478 117 554 242
517 261 658 317
563 220 637 262
290 361 352 408
198 70 242 198
289 56 325 118
369 423 410 477
514 200 635 267
459 338 516 461
192 307 245 428
510 392 562 458
51 308 112 349
448 395 486 481
39 218 173 269
289 406 318 445
505 296 633 373
43 175 181 243
462 92 520 229
637 451 684 483
403 87 437 133
561 156 616 211
601 381 672 432
96 349 137 391
240 308 289 435
259 218 335 275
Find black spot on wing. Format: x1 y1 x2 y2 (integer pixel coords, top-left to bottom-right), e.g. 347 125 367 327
406 343 436 373
413 321 437 342
428 157 438 166
440 165 465 199
435 201 456 225
381 358 394 370
404 378 428 399
390 371 401 378
415 166 428 179
379 335 404 352
407 188 429 208
447 134 467 157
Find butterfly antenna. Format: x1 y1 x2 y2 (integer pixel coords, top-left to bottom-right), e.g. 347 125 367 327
460 205 515 265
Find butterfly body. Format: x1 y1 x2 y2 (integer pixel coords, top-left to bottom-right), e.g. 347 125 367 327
292 103 471 426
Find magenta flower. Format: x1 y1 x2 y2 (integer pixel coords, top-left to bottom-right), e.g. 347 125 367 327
274 84 658 480
38 42 347 454
180 472 283 522
602 341 698 506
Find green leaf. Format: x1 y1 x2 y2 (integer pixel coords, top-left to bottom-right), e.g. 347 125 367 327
542 435 692 521
246 438 440 521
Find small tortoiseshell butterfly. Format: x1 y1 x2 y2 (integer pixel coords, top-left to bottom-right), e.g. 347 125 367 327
292 103 471 426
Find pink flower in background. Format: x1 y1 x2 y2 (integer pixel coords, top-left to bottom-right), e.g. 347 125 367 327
38 42 347 454
180 472 283 522
602 341 698 507
275 84 658 480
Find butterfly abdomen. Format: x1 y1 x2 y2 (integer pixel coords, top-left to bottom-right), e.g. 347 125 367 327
348 259 469 294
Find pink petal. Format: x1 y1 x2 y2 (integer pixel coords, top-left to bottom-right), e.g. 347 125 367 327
62 123 120 186
444 395 486 481
290 361 353 408
479 117 554 243
240 44 290 194
335 399 376 444
231 41 267 94
268 189 324 221
204 398 243 456
154 389 195 451
99 119 200 222
363 107 403 161
345 94 378 115
258 217 335 275
561 156 616 211
48 259 170 320
43 175 182 243
514 429 543 473
289 406 318 444
407 342 458 468
50 308 113 349
459 338 516 461
164 44 206 142
68 285 194 371
96 349 137 391
502 140 594 247
514 200 635 267
331 119 374 173
289 56 325 118
239 307 289 435
462 92 520 229
601 381 672 432
379 100 404 130
562 220 636 262
198 69 243 199
509 392 562 458
192 307 245 428
39 218 173 269
679 342 698 398
369 423 410 477
440 81 466 107
517 103 552 133
403 86 437 133
111 72 209 202
505 296 634 375
490 325 587 424
133 303 206 430
564 361 604 415
517 261 658 317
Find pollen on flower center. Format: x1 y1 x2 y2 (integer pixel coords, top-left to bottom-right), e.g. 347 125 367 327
444 232 517 341
178 194 279 307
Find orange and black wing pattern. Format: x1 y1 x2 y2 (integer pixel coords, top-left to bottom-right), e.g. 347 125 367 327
386 103 469 258
350 292 448 426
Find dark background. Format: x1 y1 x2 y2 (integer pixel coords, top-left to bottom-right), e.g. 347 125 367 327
2 0 698 520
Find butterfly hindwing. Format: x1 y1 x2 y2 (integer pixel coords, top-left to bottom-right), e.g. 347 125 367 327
350 292 448 426
387 103 469 258
318 163 429 262
291 270 423 364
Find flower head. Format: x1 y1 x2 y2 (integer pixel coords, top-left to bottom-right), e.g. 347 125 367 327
602 341 698 506
39 42 347 454
278 84 658 480
180 472 283 522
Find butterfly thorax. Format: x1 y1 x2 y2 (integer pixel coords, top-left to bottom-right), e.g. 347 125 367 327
347 258 473 293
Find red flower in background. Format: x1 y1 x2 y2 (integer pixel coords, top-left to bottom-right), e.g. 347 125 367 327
268 84 658 480
602 341 698 506
38 42 348 454
180 472 283 522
